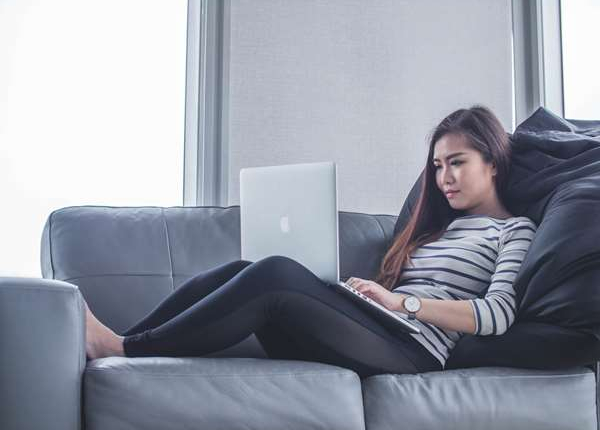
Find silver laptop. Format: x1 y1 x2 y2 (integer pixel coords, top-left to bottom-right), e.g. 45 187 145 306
239 161 420 334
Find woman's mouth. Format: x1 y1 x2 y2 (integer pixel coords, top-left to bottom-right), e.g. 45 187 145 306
446 191 459 198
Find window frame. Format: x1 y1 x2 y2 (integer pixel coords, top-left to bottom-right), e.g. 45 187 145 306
183 0 230 206
512 0 564 126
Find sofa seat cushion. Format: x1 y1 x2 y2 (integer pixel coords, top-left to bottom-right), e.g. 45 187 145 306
84 356 365 430
362 366 597 430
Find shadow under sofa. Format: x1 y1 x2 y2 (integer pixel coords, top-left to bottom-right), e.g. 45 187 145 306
0 205 598 430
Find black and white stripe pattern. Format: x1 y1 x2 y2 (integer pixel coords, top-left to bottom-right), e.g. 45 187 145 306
392 215 537 367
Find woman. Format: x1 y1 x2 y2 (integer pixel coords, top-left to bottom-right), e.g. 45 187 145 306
85 104 537 377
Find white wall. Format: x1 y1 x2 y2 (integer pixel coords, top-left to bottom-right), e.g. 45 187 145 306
226 0 514 215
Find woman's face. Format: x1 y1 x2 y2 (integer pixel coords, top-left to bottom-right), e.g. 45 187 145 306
432 133 497 215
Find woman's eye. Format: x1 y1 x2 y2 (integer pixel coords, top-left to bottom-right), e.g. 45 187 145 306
434 161 461 170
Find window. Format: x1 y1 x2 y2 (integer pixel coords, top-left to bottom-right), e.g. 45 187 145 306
0 0 188 277
561 0 600 119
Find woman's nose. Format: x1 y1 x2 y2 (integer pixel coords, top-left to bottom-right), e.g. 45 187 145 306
441 167 454 184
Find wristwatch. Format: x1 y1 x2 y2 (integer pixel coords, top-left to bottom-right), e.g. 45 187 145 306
402 295 422 320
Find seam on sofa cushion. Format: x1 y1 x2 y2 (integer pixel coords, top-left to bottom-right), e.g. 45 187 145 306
373 216 388 245
48 210 56 279
366 372 593 381
53 204 231 210
595 362 600 428
85 369 356 378
63 274 173 282
1 284 79 293
75 291 84 430
161 208 175 291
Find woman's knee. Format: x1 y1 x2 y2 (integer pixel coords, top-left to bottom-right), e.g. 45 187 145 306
235 259 254 268
254 255 304 272
244 255 312 288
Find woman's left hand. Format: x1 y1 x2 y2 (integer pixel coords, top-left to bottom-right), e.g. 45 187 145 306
346 277 404 311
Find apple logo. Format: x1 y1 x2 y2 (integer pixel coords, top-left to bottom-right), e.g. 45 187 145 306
280 215 290 233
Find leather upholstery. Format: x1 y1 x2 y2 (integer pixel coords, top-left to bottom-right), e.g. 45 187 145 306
84 356 365 430
40 206 396 359
362 366 597 430
0 277 86 430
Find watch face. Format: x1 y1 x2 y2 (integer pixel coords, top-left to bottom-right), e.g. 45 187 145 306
405 296 421 312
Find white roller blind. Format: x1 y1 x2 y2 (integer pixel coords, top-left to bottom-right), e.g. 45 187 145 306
226 0 513 215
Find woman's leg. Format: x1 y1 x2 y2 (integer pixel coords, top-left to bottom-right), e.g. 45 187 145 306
122 255 441 377
121 259 254 336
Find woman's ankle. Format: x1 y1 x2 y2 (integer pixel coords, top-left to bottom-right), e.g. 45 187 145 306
111 335 125 357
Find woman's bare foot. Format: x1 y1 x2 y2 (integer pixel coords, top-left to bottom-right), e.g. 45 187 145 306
84 299 125 360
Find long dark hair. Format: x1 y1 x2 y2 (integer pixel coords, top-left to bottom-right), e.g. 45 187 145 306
374 105 512 291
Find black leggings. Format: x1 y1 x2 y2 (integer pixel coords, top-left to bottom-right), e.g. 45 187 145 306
121 255 442 377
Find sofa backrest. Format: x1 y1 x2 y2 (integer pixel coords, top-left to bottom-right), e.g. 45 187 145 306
41 205 397 333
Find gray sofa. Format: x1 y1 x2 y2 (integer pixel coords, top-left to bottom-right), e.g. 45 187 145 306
1 205 598 430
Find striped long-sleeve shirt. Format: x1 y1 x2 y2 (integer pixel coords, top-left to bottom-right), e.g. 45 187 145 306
391 214 538 368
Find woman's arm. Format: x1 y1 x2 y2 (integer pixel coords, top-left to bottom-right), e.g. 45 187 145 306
349 279 478 334
390 218 538 336
391 294 477 335
352 218 538 336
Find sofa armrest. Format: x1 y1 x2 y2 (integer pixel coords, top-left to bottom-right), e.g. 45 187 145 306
0 277 85 430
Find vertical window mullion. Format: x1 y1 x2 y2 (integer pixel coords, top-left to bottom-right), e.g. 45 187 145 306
183 0 227 207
